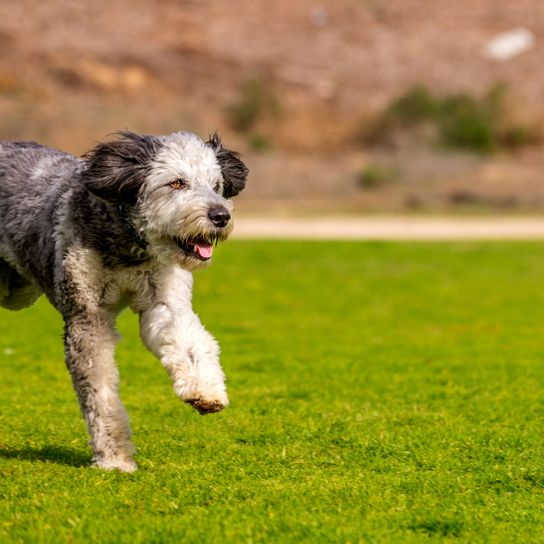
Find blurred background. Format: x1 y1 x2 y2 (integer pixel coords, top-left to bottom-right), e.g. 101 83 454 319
1 0 543 215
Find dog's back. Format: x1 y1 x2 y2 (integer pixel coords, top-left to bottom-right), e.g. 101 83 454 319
0 141 81 309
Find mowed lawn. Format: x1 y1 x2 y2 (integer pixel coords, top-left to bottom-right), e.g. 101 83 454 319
0 241 543 543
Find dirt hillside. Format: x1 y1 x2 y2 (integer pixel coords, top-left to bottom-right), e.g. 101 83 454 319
1 1 543 213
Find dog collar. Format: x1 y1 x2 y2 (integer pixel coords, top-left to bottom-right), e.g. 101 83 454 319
116 204 149 250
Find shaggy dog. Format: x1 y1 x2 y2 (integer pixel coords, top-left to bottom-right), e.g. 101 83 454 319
0 131 248 472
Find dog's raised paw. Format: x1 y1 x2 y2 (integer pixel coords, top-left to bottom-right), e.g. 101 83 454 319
186 398 226 415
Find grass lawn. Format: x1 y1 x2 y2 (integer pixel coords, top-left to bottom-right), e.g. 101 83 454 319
0 241 543 543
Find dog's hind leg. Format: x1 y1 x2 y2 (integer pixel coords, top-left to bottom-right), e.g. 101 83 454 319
0 258 42 310
64 309 137 472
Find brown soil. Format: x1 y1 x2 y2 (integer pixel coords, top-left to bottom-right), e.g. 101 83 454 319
1 1 544 212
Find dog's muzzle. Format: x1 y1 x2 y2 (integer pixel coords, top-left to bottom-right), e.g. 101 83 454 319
170 205 232 262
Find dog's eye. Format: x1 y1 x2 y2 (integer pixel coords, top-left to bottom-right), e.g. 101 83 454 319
214 182 221 193
169 179 186 190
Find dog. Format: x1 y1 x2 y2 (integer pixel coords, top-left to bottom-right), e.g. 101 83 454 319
0 131 248 472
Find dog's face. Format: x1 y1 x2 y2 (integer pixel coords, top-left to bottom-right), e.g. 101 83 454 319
81 131 248 270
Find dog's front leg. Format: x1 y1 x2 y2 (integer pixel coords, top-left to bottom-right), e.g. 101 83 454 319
64 310 137 472
139 295 228 415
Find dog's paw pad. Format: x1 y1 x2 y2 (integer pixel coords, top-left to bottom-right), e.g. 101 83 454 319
186 398 226 415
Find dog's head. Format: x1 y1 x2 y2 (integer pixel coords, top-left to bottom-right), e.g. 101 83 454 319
81 131 248 269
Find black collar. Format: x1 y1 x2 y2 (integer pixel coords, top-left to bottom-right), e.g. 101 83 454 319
116 204 149 250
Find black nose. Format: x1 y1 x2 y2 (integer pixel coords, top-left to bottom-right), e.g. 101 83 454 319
208 206 231 228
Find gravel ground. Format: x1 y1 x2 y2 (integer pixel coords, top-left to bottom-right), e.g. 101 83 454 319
232 216 544 240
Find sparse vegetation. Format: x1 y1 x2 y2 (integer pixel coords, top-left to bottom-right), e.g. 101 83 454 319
358 163 399 189
498 124 540 150
247 133 272 152
385 85 438 124
226 76 280 151
366 83 540 153
436 92 497 153
227 77 266 132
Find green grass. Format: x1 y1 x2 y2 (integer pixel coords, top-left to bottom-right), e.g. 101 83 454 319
1 241 543 543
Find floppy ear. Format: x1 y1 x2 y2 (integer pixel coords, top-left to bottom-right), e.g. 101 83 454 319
81 131 159 205
207 132 248 198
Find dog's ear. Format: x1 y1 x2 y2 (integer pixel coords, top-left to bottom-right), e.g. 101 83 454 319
207 132 248 198
81 132 159 205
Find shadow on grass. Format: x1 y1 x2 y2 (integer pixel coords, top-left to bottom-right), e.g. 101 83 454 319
0 444 91 468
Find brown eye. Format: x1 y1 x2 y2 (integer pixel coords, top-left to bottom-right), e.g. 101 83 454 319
169 179 186 190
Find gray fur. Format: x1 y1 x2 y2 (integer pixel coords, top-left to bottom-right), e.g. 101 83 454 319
0 131 248 471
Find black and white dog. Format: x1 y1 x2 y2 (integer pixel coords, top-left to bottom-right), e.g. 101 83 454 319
0 131 248 471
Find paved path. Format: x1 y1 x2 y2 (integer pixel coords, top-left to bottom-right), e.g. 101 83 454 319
232 217 544 240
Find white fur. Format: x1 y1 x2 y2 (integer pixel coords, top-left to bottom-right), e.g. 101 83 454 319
59 134 236 470
136 133 234 272
62 242 229 471
137 266 228 405
0 130 246 472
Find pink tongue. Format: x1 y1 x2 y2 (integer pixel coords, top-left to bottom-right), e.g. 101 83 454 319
194 243 213 259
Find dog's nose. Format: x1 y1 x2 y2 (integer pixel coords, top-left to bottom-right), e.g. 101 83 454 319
208 206 231 228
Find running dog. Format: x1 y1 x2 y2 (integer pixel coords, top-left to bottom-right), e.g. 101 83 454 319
0 131 248 471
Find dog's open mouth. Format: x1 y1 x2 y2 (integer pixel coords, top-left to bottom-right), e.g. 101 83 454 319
173 236 216 261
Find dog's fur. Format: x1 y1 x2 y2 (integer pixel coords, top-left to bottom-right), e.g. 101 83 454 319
0 131 248 472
